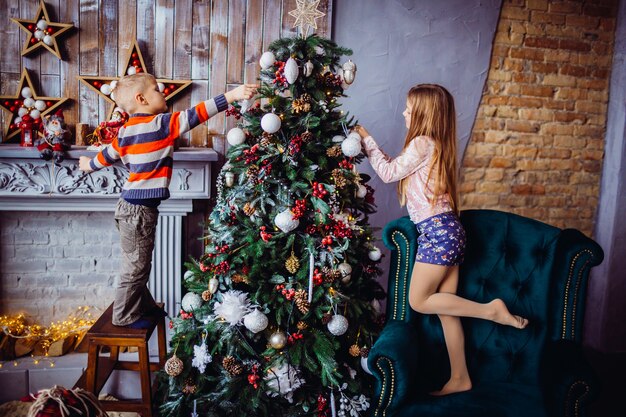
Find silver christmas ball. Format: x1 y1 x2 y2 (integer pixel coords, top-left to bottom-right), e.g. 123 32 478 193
338 262 352 283
270 330 288 349
261 113 281 134
183 270 195 281
327 314 349 336
227 127 246 146
243 309 269 333
259 51 276 69
181 292 203 312
368 247 382 261
356 185 367 198
274 209 299 233
341 134 362 157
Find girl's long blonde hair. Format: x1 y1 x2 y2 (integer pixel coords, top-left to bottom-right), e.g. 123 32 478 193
398 84 459 214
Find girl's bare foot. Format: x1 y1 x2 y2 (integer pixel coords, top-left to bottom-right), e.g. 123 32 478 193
429 376 472 396
489 299 529 329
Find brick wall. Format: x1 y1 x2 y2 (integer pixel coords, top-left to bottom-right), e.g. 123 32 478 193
460 0 618 236
0 212 117 322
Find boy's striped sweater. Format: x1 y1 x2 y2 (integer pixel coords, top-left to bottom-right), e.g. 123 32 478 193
89 95 228 201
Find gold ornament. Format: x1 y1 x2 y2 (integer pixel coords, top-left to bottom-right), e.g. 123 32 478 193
349 344 361 357
231 273 248 284
164 354 184 377
182 378 197 394
243 202 256 216
223 355 244 376
288 0 326 38
285 251 300 274
332 168 348 188
269 330 288 350
294 289 310 314
326 145 342 157
292 98 311 114
297 321 308 331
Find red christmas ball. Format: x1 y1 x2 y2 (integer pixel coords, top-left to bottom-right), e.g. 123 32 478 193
27 24 34 31
132 59 140 66
163 88 170 95
46 101 53 107
10 124 16 130
136 67 143 73
14 100 20 106
169 84 175 90
30 38 37 44
132 52 138 58
93 81 101 87
9 106 16 112
47 27 54 34
3 101 10 106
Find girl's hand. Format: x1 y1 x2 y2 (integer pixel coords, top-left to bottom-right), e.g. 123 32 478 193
79 156 93 173
225 84 259 103
353 125 370 138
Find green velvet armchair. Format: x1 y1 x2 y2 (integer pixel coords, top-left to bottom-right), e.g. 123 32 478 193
368 210 604 417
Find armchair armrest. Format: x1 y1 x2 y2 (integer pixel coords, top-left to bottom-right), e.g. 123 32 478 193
368 320 419 417
543 340 599 417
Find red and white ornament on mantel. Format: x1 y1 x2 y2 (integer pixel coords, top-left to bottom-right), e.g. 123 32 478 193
77 39 192 120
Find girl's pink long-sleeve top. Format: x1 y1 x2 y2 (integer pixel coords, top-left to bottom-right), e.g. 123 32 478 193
362 135 453 224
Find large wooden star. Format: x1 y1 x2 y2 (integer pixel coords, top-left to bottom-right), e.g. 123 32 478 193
288 0 326 38
78 39 192 120
10 0 74 60
0 69 69 142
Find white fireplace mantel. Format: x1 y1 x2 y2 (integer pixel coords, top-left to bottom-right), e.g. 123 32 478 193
0 145 218 215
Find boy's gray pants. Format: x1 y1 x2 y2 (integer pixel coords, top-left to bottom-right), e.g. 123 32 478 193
113 198 159 326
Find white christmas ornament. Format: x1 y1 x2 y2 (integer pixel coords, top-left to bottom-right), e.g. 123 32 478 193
14 117 22 124
338 262 352 283
157 82 165 92
304 60 314 77
342 60 357 85
284 57 299 84
126 66 137 75
341 134 362 157
29 109 40 119
21 87 32 99
181 292 203 312
99 84 112 96
213 290 251 326
34 100 47 111
368 247 382 261
243 309 269 333
192 341 212 373
34 30 45 40
208 277 219 294
332 135 346 143
24 98 35 108
370 299 382 315
327 314 349 336
265 362 305 403
18 108 28 117
361 356 373 375
259 51 276 69
224 172 235 187
36 20 48 30
356 184 367 198
43 35 53 46
183 270 195 281
315 45 325 56
274 209 299 233
110 80 118 90
261 113 281 134
227 127 246 146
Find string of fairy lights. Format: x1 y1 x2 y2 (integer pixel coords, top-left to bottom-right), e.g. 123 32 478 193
0 306 99 369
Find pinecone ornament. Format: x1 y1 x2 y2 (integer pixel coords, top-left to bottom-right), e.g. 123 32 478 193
164 354 184 377
223 356 244 376
332 168 348 188
202 290 212 301
294 289 310 314
243 202 256 216
231 273 248 284
247 165 259 181
292 98 311 113
327 145 342 157
285 251 300 274
297 321 308 331
322 266 341 283
301 130 314 143
349 344 361 357
360 346 370 358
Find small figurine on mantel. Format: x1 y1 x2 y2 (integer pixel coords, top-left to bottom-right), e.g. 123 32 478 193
87 107 129 151
37 109 71 163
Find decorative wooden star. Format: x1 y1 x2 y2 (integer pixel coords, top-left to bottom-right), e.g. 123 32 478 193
78 39 192 120
0 69 69 142
10 0 74 60
288 0 326 38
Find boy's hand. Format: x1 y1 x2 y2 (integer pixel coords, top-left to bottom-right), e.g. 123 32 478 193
225 84 258 103
79 156 93 172
354 125 370 138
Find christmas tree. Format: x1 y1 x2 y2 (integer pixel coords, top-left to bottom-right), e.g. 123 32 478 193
157 33 386 417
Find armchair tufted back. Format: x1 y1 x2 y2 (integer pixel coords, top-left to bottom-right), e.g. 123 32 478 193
382 210 603 392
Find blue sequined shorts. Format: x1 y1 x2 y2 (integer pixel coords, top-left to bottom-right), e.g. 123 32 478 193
415 211 466 266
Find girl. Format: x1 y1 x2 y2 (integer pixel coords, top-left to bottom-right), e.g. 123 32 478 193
354 83 528 396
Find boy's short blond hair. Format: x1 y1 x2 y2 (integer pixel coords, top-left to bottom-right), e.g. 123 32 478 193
112 73 156 113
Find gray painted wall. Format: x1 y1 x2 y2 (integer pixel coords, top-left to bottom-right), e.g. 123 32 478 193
333 0 502 277
586 0 626 353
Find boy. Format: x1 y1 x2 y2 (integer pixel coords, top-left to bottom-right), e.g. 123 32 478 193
79 73 256 328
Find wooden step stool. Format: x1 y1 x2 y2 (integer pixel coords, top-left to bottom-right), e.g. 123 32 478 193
75 302 166 417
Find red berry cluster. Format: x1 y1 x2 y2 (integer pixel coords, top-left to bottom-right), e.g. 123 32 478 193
260 226 272 242
242 265 251 275
225 106 242 120
179 309 194 320
247 364 260 389
317 394 330 417
321 235 333 247
242 144 260 164
288 135 303 155
272 61 288 87
332 220 353 239
259 159 272 177
287 332 304 345
312 182 329 199
338 159 354 170
313 268 323 285
306 224 317 235
275 284 296 300
292 199 307 220
205 244 229 260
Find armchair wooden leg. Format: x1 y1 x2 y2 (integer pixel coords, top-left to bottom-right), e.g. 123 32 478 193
138 342 153 417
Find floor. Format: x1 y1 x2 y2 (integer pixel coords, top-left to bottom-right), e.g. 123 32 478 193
585 348 626 416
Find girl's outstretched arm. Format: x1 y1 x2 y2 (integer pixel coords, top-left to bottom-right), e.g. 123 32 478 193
361 134 432 183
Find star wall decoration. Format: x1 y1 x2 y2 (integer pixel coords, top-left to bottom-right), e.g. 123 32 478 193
11 0 74 60
78 39 192 120
288 0 326 38
0 69 69 142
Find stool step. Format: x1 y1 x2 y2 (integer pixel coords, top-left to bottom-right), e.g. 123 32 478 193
87 302 164 340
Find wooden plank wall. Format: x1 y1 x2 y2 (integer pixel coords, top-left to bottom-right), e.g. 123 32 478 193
0 0 332 148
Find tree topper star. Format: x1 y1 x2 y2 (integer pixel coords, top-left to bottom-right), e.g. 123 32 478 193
288 0 326 38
